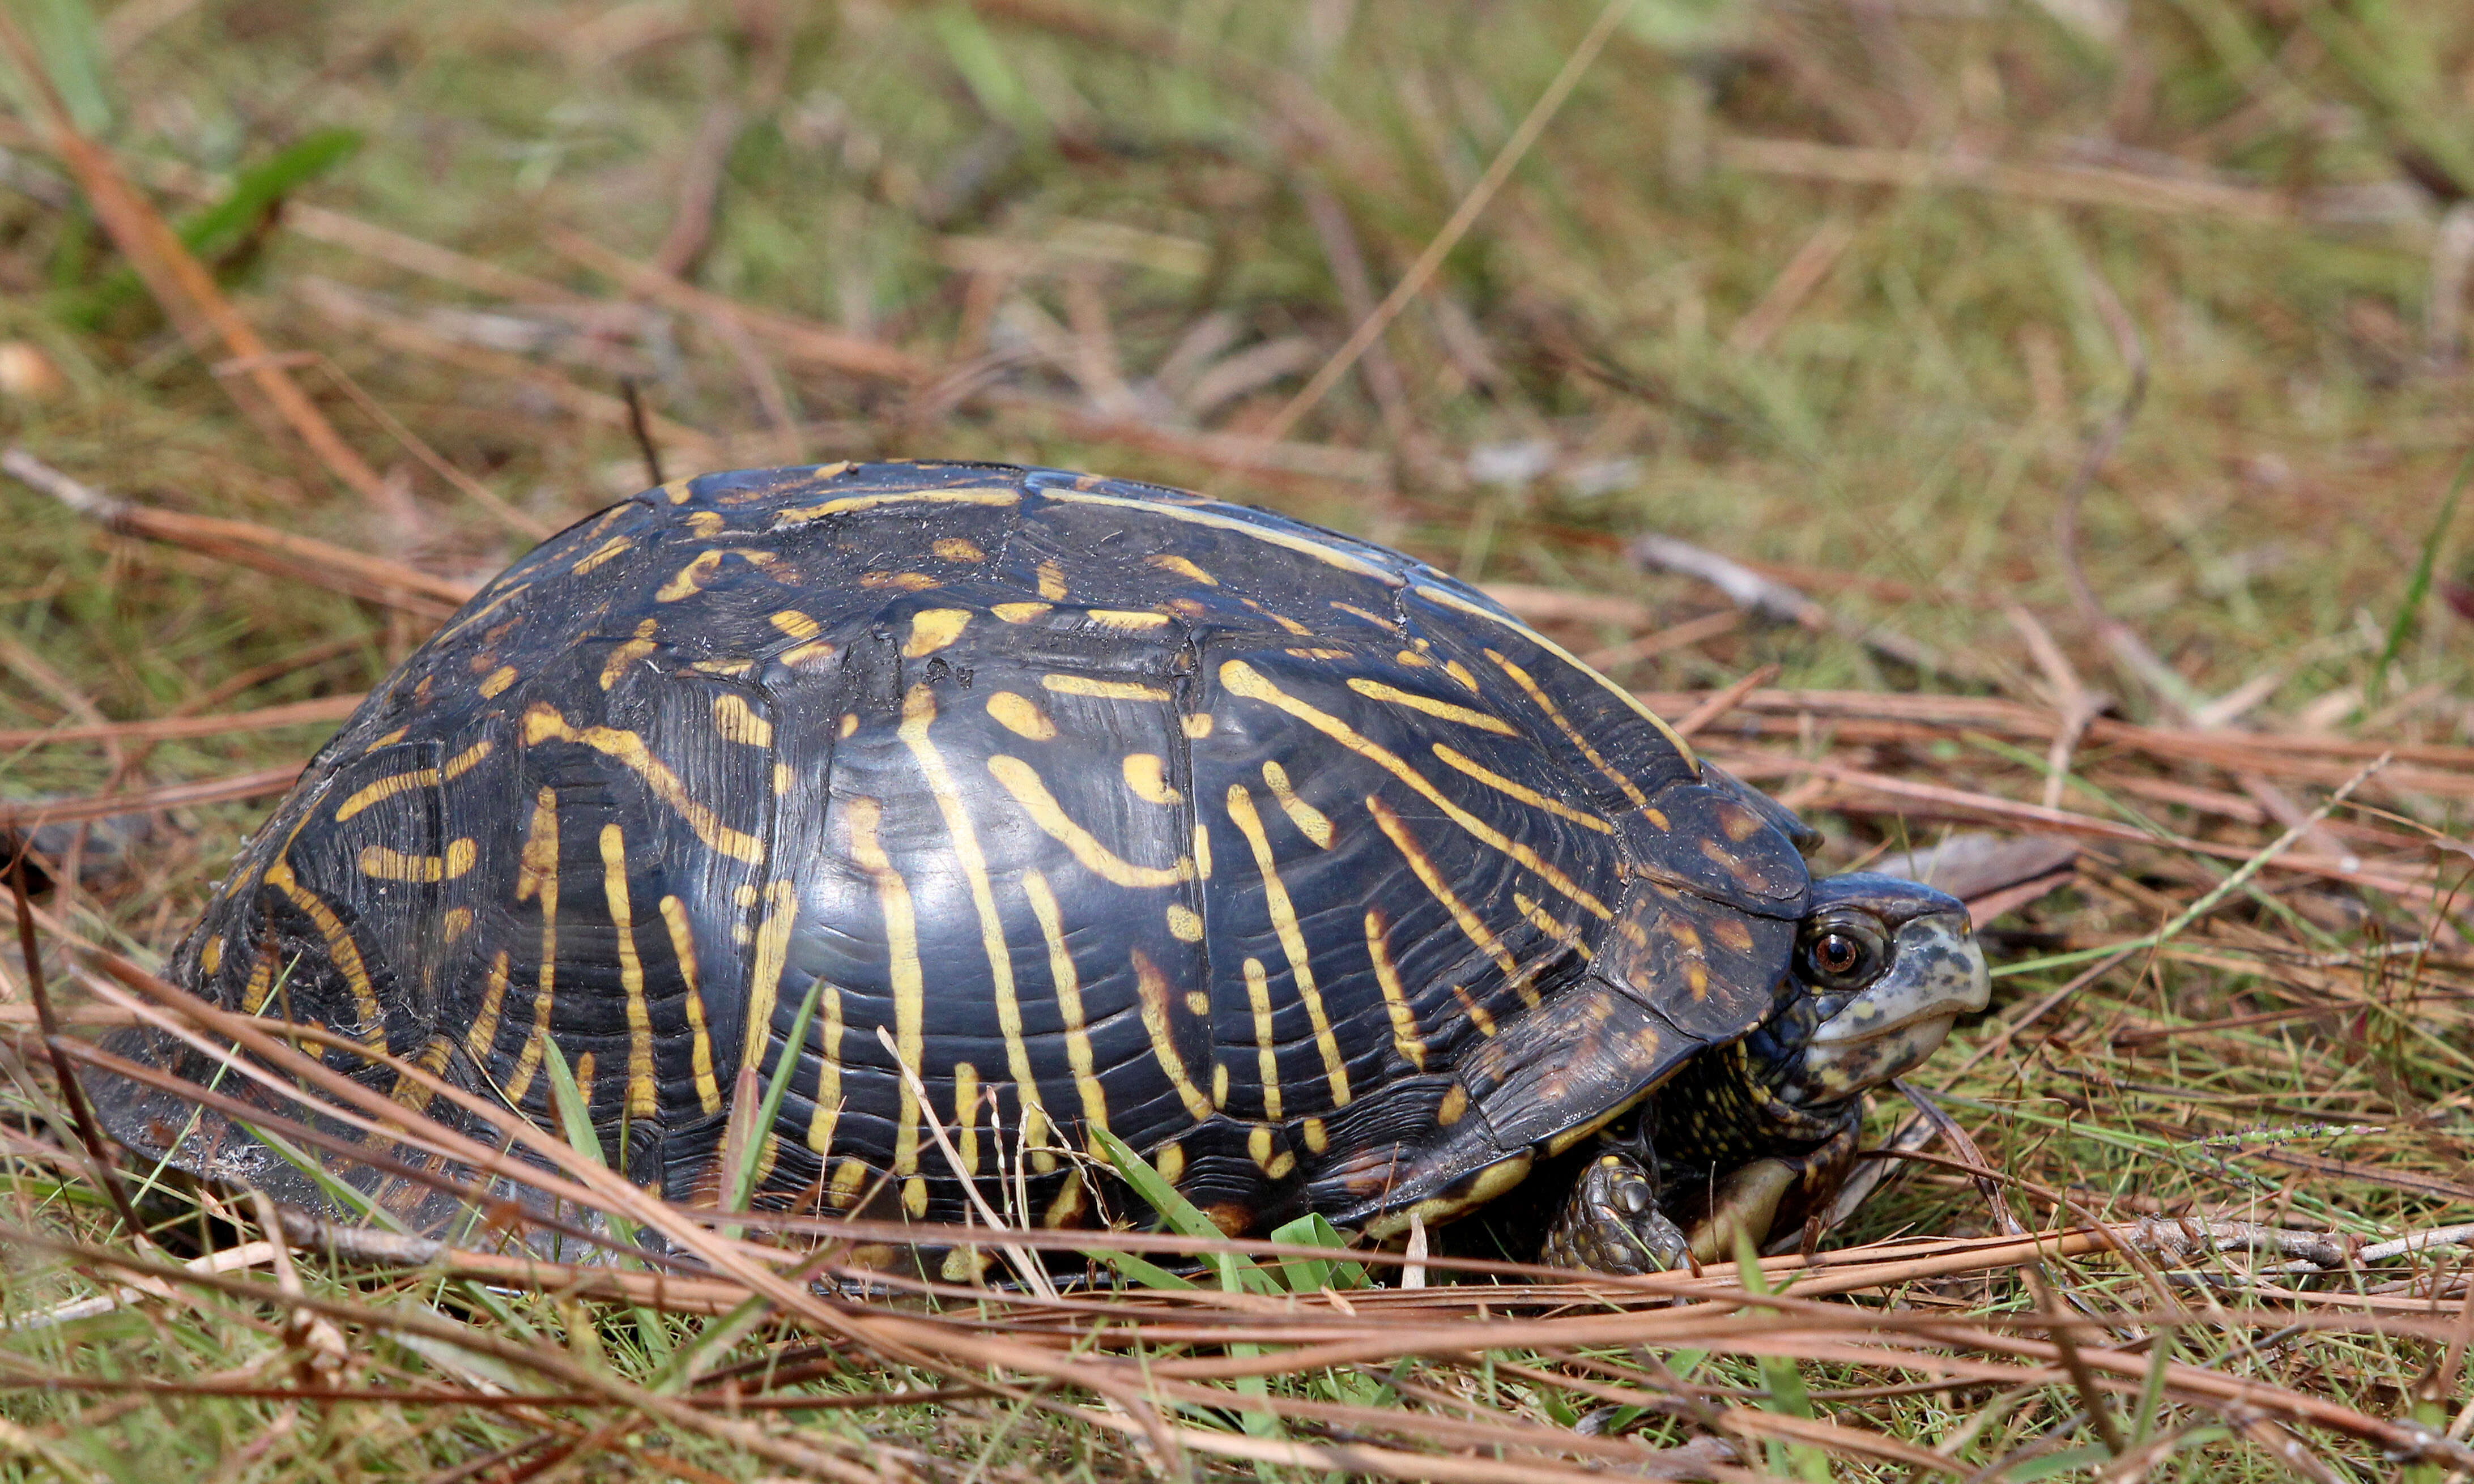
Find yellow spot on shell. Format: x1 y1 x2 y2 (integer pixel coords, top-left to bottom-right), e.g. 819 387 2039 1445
711 693 772 747
1249 1125 1294 1178
1182 713 1215 739
1437 1084 1468 1125
685 510 725 538
993 602 1052 624
770 610 821 640
479 665 518 698
904 608 972 658
1123 753 1182 804
1037 561 1068 600
860 571 939 591
1166 904 1203 941
1301 1116 1328 1153
1089 609 1170 630
934 536 986 561
987 692 1056 740
363 727 408 752
1155 1142 1185 1186
199 937 223 975
838 713 859 738
829 1159 868 1210
1147 553 1218 585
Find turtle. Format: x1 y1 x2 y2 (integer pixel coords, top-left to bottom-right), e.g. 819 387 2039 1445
87 460 1988 1277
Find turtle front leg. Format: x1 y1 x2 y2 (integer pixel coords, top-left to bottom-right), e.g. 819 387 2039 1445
1540 1152 1693 1274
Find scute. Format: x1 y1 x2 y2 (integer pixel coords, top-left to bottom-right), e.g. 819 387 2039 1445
86 461 1813 1250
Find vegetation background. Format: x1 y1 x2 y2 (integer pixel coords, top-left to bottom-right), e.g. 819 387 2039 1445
0 0 2469 1478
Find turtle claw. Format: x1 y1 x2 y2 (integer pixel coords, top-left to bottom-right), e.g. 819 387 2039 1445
1540 1152 1692 1275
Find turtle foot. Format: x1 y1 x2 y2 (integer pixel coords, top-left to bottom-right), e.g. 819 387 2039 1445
1539 1152 1691 1275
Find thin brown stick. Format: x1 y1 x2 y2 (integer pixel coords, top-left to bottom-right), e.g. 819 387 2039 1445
1255 0 1635 445
0 694 361 748
0 15 386 502
6 848 143 1238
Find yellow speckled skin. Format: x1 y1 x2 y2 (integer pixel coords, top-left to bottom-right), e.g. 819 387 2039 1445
87 462 1819 1256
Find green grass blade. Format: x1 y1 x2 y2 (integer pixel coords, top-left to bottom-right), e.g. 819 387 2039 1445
727 972 829 1214
2369 441 2474 705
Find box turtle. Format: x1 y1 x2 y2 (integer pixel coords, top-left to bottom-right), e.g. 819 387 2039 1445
90 460 1987 1276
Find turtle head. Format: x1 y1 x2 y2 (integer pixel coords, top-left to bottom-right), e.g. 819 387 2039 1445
1750 873 1988 1112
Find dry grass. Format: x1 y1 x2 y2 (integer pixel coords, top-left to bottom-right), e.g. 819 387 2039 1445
0 0 2472 1478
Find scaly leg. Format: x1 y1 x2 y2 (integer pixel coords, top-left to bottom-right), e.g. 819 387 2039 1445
1539 1152 1692 1274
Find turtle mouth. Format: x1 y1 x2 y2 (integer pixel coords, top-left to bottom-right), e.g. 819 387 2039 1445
1781 909 1988 1106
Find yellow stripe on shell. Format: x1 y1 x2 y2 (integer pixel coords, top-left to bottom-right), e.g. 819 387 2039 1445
522 706 765 863
711 693 772 747
333 739 492 822
1041 489 1402 584
1024 869 1110 1146
847 796 927 1200
899 688 1053 1165
1344 677 1519 735
1428 743 1615 834
655 547 777 602
1220 660 1612 920
1482 647 1651 811
1243 956 1283 1122
601 619 658 690
1131 947 1212 1122
1224 784 1351 1107
987 756 1194 888
465 951 512 1063
1259 760 1332 848
1361 911 1426 1070
773 485 1020 523
355 839 478 881
259 862 385 1046
1146 553 1218 585
1041 673 1170 702
1362 794 1517 975
570 535 632 575
1413 582 1698 769
598 824 659 1119
658 895 723 1115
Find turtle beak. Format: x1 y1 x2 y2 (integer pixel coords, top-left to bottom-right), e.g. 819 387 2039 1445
1782 909 1988 1106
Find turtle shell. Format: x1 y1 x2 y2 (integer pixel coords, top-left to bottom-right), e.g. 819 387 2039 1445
92 462 1812 1246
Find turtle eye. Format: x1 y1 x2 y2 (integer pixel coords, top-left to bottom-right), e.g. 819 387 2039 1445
1800 921 1881 986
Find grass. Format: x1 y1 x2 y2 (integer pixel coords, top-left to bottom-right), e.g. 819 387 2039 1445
0 0 2472 1478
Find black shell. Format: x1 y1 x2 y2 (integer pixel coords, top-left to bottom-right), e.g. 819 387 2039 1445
93 462 1812 1242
